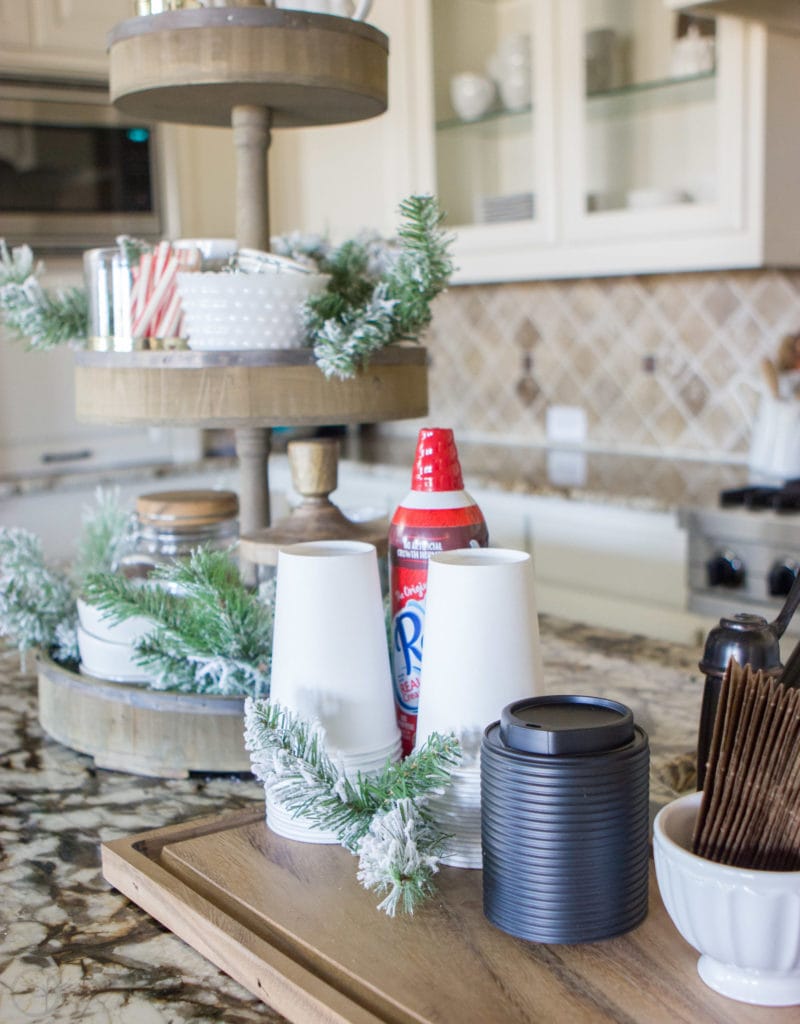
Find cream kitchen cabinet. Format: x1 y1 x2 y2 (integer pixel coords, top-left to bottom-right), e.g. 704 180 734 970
0 1 132 79
415 0 800 282
264 1 800 282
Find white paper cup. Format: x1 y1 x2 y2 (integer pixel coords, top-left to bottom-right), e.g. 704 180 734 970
415 548 544 756
270 540 400 756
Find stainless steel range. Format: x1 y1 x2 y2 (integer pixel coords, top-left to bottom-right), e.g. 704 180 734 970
682 484 800 639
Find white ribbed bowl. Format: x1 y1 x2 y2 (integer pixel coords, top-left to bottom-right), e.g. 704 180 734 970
77 597 155 646
77 625 154 685
654 792 800 1006
177 270 330 351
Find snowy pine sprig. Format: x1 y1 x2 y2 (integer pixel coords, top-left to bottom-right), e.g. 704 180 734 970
73 487 137 582
0 528 75 670
0 490 141 669
311 282 397 379
292 194 454 380
0 240 88 350
244 699 461 915
357 797 448 916
84 548 274 696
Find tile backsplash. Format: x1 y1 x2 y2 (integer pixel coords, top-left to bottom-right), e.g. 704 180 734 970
381 269 800 463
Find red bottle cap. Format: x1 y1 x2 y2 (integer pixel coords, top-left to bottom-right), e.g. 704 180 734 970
411 427 465 492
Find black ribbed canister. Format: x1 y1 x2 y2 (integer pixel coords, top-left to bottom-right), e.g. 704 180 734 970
481 695 650 944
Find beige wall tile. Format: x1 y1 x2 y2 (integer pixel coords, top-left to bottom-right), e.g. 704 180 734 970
405 268 800 460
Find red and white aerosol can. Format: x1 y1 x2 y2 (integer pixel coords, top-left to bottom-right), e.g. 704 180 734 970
389 428 489 756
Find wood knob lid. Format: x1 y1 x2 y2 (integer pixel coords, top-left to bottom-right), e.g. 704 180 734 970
136 489 239 527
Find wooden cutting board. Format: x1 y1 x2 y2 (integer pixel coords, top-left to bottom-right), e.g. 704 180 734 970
101 807 777 1024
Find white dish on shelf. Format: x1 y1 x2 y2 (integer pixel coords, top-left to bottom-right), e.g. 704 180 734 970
77 624 154 685
177 270 330 351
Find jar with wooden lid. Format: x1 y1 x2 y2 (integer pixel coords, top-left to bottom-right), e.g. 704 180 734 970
120 489 239 579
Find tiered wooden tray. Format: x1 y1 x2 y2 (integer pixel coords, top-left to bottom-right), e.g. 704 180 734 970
57 6 426 778
85 6 425 537
101 807 758 1024
73 346 428 428
37 654 250 778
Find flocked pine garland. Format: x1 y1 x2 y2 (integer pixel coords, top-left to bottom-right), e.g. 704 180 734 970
0 194 453 376
0 529 75 671
0 487 135 668
84 548 274 697
244 699 462 916
276 195 455 379
0 240 88 349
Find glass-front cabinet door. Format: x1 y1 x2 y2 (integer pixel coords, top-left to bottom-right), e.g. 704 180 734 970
429 0 557 278
558 0 745 252
421 0 787 282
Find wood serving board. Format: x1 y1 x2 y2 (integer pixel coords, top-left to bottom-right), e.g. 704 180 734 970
101 807 778 1024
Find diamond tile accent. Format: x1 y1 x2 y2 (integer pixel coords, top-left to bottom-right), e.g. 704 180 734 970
384 269 800 460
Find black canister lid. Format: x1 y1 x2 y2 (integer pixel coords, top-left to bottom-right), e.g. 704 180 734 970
499 695 635 755
698 613 782 677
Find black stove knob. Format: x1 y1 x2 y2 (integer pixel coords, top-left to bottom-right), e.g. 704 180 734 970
769 560 799 597
706 550 746 589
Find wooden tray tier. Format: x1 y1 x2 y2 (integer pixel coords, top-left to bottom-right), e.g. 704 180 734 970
74 346 428 428
37 654 249 779
101 807 755 1024
108 6 388 127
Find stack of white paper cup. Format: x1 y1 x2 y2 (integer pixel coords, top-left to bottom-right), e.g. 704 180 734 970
415 548 544 867
266 540 401 843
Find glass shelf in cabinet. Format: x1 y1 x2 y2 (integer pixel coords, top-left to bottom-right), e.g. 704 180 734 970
586 69 715 119
436 103 534 134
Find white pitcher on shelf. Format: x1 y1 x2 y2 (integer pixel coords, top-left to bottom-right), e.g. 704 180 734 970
271 0 373 19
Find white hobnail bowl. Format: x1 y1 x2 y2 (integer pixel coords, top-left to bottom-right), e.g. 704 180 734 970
176 270 330 351
654 791 800 1006
76 625 154 684
77 597 155 646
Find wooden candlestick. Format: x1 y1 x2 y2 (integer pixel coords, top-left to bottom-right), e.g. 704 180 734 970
239 437 389 569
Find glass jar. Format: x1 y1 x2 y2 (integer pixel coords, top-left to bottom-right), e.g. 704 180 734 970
120 489 239 580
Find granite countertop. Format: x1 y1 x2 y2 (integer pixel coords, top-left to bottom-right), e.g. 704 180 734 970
1 432 752 514
348 435 753 513
0 618 702 1023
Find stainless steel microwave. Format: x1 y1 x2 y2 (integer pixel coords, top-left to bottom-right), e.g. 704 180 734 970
0 76 167 253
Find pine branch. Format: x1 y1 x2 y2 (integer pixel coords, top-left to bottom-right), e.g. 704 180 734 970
0 277 88 350
286 195 454 379
72 487 137 584
84 549 273 696
0 528 76 668
0 241 37 285
357 798 447 916
384 195 455 338
244 699 461 915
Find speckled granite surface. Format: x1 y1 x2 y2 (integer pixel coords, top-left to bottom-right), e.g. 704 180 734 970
1 433 750 514
0 618 703 1022
350 433 751 512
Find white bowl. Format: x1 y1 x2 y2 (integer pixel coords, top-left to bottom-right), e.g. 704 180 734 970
449 72 496 122
654 791 800 1006
177 270 330 351
77 597 156 646
77 624 154 684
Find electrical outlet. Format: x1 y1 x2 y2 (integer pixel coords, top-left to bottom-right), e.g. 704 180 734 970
545 405 587 445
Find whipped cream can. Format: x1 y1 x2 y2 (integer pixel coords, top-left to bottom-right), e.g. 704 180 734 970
389 428 488 756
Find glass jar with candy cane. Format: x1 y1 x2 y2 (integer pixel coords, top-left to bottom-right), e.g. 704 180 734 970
83 239 199 352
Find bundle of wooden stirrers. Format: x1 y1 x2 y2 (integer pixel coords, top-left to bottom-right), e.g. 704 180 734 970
693 659 800 870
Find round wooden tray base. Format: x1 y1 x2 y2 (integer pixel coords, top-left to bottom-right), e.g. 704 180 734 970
74 346 429 427
37 654 250 779
108 7 388 127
